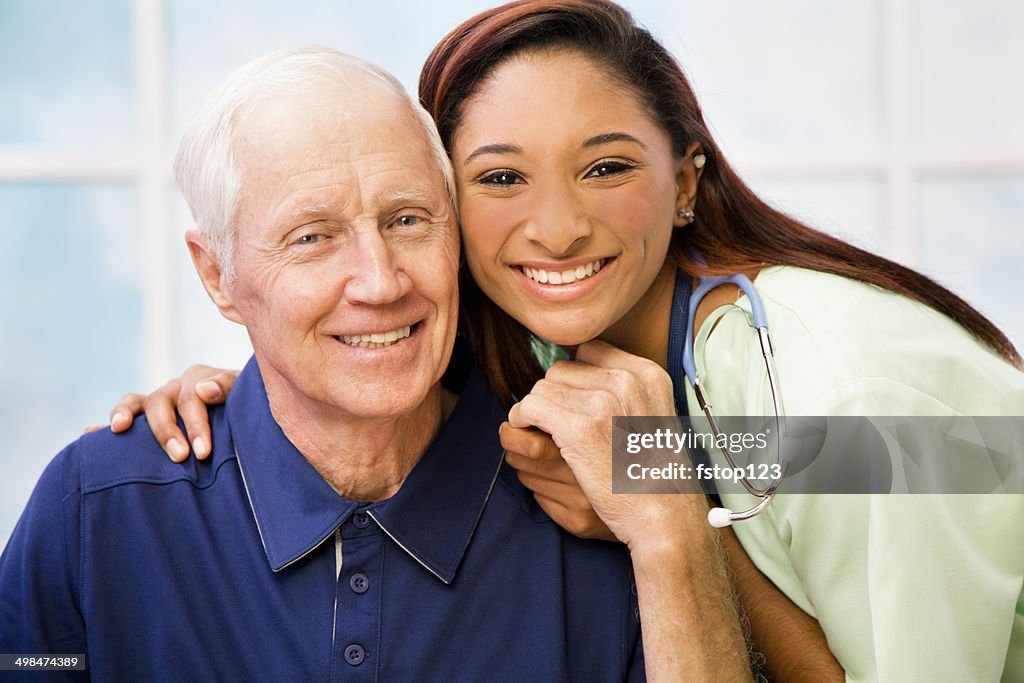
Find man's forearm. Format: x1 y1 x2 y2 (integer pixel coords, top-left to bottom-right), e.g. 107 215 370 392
629 511 754 682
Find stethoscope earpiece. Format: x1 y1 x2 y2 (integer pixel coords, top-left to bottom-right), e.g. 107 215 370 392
707 507 734 528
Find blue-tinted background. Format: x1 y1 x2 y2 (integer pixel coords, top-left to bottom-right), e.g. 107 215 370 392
2 0 1022 548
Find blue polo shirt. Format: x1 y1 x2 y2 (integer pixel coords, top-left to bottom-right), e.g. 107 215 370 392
0 357 643 681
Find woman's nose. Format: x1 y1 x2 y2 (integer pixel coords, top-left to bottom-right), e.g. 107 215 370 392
522 187 592 256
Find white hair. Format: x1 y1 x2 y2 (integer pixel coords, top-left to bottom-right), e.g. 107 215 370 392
173 44 456 282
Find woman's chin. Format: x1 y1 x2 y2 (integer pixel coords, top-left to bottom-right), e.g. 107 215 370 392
532 324 603 348
510 309 611 348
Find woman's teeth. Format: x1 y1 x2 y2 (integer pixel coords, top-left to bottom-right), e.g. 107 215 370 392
522 259 603 285
337 325 412 348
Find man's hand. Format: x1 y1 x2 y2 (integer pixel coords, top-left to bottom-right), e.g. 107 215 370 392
501 424 616 541
507 339 679 548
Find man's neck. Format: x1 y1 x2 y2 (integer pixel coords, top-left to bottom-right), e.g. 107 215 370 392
266 384 445 503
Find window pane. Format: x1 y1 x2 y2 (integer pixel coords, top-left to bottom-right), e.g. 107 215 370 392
646 0 881 159
917 177 1024 349
169 195 253 370
917 1 1024 156
167 0 500 140
749 177 886 254
0 183 142 548
0 0 134 146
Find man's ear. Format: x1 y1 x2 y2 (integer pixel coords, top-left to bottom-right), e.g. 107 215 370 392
185 230 244 325
673 142 706 227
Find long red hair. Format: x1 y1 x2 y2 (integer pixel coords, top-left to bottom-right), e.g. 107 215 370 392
420 0 1021 405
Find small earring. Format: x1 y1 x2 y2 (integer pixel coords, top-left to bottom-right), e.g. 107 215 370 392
693 154 706 169
677 209 695 224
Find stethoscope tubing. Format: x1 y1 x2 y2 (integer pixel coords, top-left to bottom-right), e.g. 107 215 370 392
681 274 787 526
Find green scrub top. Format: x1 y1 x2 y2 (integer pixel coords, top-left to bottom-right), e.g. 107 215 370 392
686 266 1024 681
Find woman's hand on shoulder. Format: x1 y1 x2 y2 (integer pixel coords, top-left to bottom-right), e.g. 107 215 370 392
105 365 238 461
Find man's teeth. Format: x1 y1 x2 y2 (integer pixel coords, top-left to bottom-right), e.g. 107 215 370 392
337 325 412 348
522 259 603 285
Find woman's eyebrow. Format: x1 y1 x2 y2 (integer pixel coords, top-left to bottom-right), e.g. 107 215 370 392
464 143 523 164
582 132 647 149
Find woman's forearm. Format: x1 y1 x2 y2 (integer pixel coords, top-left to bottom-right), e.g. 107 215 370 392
721 528 844 682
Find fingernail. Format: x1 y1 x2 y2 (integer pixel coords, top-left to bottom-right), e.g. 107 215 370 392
167 438 189 461
193 437 208 459
197 381 222 400
111 412 129 429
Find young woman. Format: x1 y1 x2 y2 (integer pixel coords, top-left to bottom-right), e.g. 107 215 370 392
111 1 1024 679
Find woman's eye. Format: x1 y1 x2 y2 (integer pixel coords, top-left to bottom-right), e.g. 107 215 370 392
585 161 635 178
478 170 524 186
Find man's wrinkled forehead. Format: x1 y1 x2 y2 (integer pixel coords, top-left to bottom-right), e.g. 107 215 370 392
237 74 399 144
233 78 442 185
227 76 454 234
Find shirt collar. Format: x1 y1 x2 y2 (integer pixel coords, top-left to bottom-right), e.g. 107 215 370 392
226 356 506 582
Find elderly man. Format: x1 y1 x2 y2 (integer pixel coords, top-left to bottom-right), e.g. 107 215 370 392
0 47 642 680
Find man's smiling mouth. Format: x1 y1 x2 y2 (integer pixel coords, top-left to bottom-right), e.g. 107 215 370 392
335 325 413 348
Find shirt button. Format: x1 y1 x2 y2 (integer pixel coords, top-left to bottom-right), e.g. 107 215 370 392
344 643 365 666
349 572 370 594
351 512 372 529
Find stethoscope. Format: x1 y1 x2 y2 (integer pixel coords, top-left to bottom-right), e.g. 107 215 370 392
669 271 787 527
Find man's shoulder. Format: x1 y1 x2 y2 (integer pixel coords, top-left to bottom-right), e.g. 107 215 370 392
70 405 234 495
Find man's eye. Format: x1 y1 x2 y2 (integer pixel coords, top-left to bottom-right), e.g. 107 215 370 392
296 234 326 245
585 161 635 178
478 170 524 186
394 215 421 228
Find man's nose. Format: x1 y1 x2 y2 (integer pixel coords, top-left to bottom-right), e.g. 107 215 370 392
342 231 412 305
522 185 592 256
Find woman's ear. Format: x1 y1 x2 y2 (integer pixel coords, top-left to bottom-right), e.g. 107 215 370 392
184 229 244 325
673 142 706 227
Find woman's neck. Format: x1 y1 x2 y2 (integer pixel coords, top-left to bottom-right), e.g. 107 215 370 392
597 261 678 370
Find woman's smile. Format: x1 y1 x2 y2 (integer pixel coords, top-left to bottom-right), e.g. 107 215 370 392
511 256 613 303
